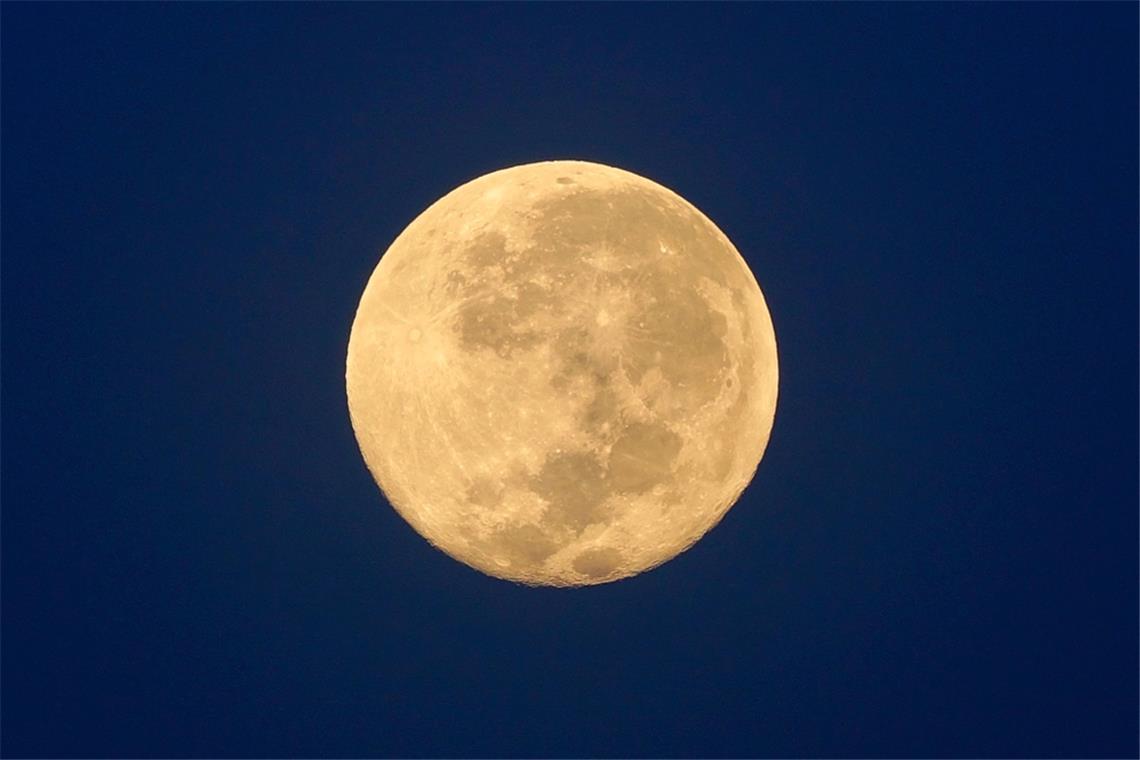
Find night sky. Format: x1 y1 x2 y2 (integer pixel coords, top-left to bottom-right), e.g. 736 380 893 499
3 4 1137 758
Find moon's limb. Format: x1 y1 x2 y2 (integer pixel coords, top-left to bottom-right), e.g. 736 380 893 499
346 161 778 586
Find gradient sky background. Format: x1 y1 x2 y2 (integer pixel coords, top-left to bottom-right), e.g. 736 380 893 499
3 4 1137 758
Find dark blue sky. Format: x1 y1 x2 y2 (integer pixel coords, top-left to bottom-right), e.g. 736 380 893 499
3 4 1136 758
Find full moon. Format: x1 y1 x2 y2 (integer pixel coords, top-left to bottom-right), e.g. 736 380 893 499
346 160 778 586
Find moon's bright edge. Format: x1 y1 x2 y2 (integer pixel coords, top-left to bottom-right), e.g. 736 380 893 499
346 160 778 586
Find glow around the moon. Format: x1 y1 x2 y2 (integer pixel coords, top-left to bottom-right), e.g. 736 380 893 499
346 160 778 586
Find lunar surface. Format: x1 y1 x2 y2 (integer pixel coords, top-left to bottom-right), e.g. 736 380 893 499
346 160 778 586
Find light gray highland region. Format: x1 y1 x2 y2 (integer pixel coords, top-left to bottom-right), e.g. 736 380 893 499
346 160 778 586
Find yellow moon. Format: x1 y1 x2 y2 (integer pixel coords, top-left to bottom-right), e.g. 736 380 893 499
346 160 778 586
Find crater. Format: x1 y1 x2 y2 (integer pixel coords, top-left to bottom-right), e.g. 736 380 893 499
572 547 624 578
556 176 576 185
607 421 683 493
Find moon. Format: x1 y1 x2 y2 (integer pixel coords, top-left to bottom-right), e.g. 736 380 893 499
346 160 778 586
